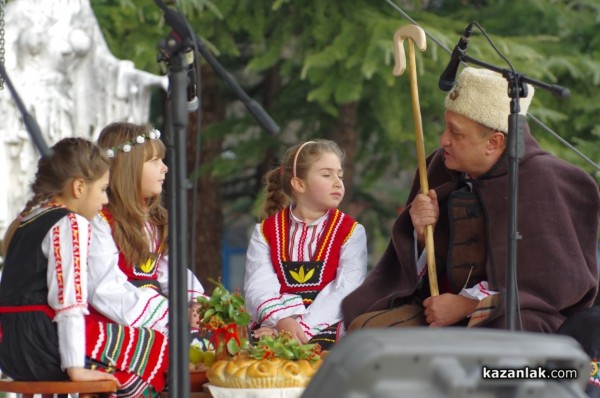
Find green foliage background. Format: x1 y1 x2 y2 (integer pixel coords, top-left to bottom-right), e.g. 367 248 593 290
89 0 600 273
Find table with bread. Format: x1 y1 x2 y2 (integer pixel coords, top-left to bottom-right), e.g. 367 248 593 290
190 282 326 398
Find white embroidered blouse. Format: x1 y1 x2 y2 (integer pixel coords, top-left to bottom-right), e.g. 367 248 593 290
87 213 204 335
244 209 367 338
34 208 90 369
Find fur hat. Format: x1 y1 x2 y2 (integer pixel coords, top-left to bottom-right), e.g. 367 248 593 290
444 67 535 133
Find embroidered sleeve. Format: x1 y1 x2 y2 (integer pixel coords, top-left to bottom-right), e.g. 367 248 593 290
186 269 205 302
297 223 368 337
43 213 90 317
416 237 498 302
42 213 90 368
87 214 169 333
459 281 499 301
156 254 205 302
244 224 307 327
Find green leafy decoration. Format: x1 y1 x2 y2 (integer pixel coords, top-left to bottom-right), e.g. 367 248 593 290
196 279 251 356
244 332 323 363
196 279 251 329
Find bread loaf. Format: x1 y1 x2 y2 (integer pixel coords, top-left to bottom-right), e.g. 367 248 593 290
207 355 322 388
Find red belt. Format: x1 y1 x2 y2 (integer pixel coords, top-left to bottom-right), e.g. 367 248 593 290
0 304 55 319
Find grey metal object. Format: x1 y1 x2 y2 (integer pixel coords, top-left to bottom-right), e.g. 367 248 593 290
302 328 590 398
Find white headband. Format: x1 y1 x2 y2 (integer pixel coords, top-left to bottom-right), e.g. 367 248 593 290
292 141 316 178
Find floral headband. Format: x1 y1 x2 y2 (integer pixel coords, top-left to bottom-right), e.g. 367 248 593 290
106 128 162 158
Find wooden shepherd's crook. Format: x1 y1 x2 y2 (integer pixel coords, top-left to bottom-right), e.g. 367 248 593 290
392 24 439 297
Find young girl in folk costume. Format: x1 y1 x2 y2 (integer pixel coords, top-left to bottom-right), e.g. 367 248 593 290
0 138 169 397
244 140 368 350
89 122 204 332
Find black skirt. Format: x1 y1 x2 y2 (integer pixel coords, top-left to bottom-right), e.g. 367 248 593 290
0 310 67 381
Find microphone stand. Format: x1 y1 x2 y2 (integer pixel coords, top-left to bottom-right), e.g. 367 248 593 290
0 63 53 158
155 1 280 136
154 2 280 397
157 32 191 398
456 54 570 331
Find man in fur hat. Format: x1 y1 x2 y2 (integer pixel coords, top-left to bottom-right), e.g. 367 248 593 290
342 67 599 333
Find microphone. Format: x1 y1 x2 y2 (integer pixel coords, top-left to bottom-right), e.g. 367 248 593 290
438 23 474 91
184 48 200 112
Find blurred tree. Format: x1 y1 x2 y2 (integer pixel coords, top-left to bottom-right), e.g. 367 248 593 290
92 0 599 287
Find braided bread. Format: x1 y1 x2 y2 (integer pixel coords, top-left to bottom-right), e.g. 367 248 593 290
207 355 322 388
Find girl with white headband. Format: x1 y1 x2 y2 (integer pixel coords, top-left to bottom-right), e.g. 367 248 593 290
244 139 368 350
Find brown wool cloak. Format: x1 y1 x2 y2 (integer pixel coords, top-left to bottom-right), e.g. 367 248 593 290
342 126 599 333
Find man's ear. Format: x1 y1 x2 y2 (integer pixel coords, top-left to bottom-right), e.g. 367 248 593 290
71 178 85 199
290 176 306 193
487 132 506 155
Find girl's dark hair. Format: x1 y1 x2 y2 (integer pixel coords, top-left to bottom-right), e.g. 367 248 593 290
2 137 109 254
261 139 344 219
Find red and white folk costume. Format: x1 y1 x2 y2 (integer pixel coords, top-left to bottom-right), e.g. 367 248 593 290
0 204 168 397
244 207 367 344
87 207 205 334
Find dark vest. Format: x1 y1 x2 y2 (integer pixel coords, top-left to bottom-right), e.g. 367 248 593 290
445 187 488 293
0 207 71 307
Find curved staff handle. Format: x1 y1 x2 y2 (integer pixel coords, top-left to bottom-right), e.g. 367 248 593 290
392 25 439 297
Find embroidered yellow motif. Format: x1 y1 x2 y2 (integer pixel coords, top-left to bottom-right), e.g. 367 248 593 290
140 257 156 273
290 265 315 283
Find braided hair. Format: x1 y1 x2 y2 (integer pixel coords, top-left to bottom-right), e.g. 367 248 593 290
2 137 109 254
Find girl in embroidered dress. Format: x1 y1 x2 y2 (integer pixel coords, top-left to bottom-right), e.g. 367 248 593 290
244 140 368 350
0 138 169 397
88 122 204 333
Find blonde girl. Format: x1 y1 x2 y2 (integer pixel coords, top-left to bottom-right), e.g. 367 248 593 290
0 138 169 397
88 122 204 331
244 140 368 350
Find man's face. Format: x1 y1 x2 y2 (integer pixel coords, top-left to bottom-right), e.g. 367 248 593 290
439 111 504 178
